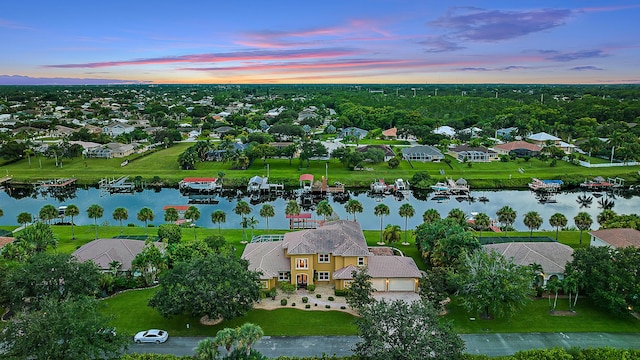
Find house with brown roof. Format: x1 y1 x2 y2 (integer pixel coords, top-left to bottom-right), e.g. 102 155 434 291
493 141 542 157
382 127 397 139
590 228 640 248
72 238 166 272
484 242 574 284
241 220 421 292
0 236 15 249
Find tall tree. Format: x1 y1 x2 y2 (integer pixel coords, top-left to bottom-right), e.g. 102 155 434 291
234 200 252 241
157 223 182 245
132 240 167 286
496 205 516 237
87 204 104 240
164 207 179 223
574 212 593 245
399 203 415 244
523 211 543 238
0 296 128 360
211 210 226 234
316 200 333 224
382 224 402 246
344 199 363 222
597 209 617 227
259 204 275 234
473 212 491 240
285 200 301 229
354 299 465 360
446 208 467 227
374 203 390 244
65 204 80 239
453 249 534 319
17 212 32 228
345 267 375 311
112 207 128 235
137 207 155 236
422 208 441 223
549 213 568 240
149 254 261 321
38 204 58 225
185 205 201 240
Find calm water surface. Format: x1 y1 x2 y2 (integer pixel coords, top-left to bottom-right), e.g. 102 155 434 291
0 186 636 231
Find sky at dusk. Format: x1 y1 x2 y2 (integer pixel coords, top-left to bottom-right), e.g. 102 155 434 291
1 0 639 85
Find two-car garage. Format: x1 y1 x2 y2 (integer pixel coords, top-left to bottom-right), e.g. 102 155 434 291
371 277 417 292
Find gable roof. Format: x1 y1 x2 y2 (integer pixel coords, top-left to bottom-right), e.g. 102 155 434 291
333 265 359 280
590 228 640 248
484 242 573 274
494 141 542 152
282 220 371 256
527 132 560 142
401 145 443 157
242 241 290 280
72 239 165 271
382 127 397 137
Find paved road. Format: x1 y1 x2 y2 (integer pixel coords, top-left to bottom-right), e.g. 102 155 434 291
128 333 640 358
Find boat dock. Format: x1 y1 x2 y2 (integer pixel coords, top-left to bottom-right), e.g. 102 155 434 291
247 176 284 194
528 178 563 192
37 178 77 188
179 177 222 193
286 213 321 229
99 176 135 194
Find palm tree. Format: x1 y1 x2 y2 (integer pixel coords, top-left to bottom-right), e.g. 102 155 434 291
344 199 363 222
374 204 390 244
574 212 593 245
17 212 32 228
597 209 617 227
214 327 237 353
316 200 333 224
285 199 301 228
195 338 219 360
259 204 275 234
242 216 259 240
422 208 440 223
446 208 467 226
137 207 155 236
112 207 128 235
237 323 264 354
0 208 3 220
185 206 201 240
164 207 179 223
382 224 402 246
398 203 415 245
211 210 226 234
473 212 491 240
87 204 104 240
496 205 516 237
65 204 80 239
523 211 543 238
39 204 58 225
549 213 568 240
234 200 252 241
583 137 602 164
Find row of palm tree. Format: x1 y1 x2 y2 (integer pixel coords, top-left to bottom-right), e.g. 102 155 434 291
494 206 593 243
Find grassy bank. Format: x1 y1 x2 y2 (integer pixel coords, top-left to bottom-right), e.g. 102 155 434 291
2 143 639 188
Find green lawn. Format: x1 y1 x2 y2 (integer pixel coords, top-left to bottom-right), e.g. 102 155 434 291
445 296 640 333
101 287 358 337
3 143 639 188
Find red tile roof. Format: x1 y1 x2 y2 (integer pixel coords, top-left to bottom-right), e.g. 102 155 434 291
494 141 542 152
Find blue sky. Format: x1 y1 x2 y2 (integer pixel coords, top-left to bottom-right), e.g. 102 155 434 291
1 0 639 84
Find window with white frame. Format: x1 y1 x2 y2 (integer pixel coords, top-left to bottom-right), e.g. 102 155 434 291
278 272 290 281
296 258 308 269
317 271 330 281
357 257 365 266
318 253 330 263
343 280 353 288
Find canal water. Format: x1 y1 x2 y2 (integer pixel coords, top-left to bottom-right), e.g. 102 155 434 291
0 186 636 231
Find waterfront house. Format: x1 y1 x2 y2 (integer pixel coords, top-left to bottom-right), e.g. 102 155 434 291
401 145 444 162
86 142 135 158
448 145 498 162
484 242 574 285
589 228 640 248
527 132 575 154
72 238 165 272
241 220 421 292
493 141 542 157
355 144 396 162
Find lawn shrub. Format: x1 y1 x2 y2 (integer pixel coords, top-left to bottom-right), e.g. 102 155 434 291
334 289 348 296
325 305 330 309
328 296 334 301
305 304 311 309
302 297 309 303
280 298 287 306
291 303 296 307
306 284 316 292
340 306 346 310
316 294 322 298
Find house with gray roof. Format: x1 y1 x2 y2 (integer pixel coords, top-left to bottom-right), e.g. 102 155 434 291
241 220 421 292
484 242 574 284
401 145 444 162
72 238 165 272
339 127 368 140
590 228 640 248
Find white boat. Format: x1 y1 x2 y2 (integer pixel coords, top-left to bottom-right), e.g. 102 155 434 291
394 178 409 192
430 182 449 192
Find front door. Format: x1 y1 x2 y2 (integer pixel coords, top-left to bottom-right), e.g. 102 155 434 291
297 274 308 288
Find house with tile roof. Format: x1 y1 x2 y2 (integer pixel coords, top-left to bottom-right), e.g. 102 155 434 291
449 145 498 162
484 242 574 284
589 228 640 248
493 141 542 157
72 238 166 272
241 220 421 292
401 145 444 162
527 132 576 154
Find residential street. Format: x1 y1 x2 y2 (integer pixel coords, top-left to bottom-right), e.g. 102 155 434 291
127 333 640 358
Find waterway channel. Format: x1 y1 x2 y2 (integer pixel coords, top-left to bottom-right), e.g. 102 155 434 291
0 186 636 231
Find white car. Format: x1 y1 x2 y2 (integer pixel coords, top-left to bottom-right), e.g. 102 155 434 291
133 329 169 344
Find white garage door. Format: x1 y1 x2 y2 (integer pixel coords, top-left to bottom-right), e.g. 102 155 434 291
371 278 386 291
388 278 415 292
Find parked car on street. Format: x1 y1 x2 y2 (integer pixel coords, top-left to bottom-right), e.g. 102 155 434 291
133 329 168 343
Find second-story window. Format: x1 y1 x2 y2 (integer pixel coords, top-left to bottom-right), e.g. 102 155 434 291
318 254 330 263
357 257 365 266
296 258 308 269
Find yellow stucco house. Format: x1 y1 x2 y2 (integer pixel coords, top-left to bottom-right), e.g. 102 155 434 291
241 220 422 292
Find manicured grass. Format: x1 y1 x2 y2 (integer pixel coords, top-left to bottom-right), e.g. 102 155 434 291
445 296 640 334
3 143 639 188
101 287 357 336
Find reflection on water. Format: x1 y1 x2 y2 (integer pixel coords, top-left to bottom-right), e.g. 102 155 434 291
0 186 636 232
